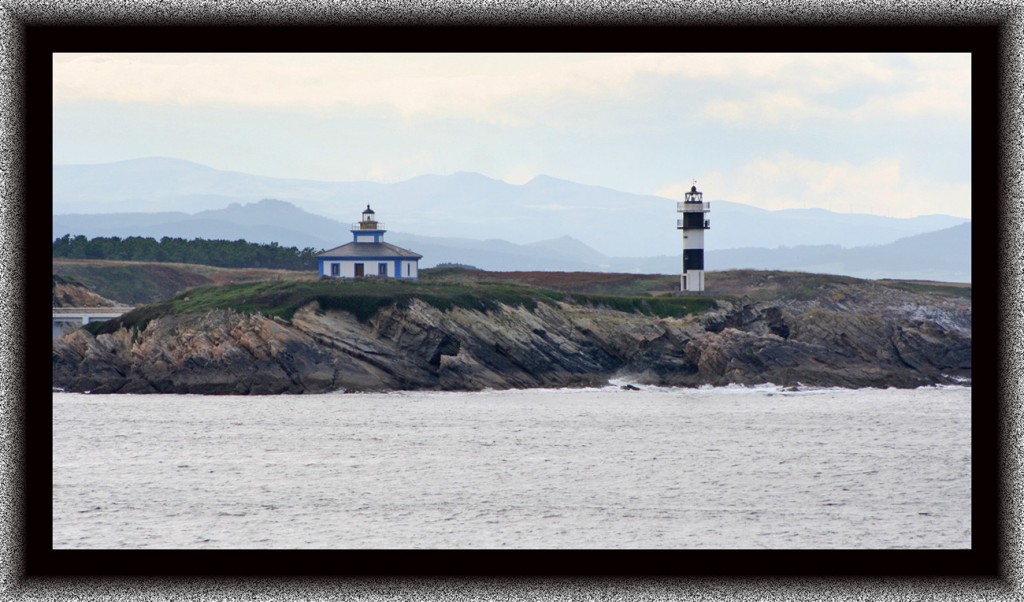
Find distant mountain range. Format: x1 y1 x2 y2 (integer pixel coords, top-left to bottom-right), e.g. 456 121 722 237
54 198 971 282
52 157 971 282
54 157 968 258
611 223 971 282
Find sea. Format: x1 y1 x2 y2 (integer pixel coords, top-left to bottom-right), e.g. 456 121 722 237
52 383 971 549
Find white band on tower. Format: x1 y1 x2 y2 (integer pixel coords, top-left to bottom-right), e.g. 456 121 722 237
676 182 710 292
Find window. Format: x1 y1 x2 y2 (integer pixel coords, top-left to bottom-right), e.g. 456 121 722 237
354 263 364 277
330 263 340 276
379 263 388 276
407 264 411 276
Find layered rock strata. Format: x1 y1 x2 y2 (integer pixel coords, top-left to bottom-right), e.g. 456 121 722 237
52 284 971 394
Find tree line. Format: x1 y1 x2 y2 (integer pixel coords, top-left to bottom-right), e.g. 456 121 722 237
53 234 320 271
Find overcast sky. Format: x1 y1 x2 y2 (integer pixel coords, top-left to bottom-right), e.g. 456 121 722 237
53 52 971 218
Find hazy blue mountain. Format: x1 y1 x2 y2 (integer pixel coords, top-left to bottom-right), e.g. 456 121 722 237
387 234 607 272
53 200 611 271
706 201 968 253
714 222 971 279
53 157 377 214
54 197 970 282
842 221 971 280
53 157 968 258
525 235 610 266
55 200 343 251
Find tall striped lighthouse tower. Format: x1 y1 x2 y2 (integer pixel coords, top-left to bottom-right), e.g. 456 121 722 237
676 181 711 292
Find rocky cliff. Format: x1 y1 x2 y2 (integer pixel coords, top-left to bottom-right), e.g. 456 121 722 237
52 278 971 394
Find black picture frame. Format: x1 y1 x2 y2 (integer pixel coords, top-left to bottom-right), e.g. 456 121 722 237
6 9 1008 599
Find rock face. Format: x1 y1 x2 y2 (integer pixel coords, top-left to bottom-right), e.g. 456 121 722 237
52 282 971 394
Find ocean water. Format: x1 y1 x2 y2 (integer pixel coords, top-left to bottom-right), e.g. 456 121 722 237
52 384 971 549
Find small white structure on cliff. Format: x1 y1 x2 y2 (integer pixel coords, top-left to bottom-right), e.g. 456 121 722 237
317 205 422 279
676 182 711 292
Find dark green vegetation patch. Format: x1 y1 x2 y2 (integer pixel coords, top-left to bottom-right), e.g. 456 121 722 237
54 234 318 271
87 278 716 335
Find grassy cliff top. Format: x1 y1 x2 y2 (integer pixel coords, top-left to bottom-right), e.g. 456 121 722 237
425 267 971 301
87 277 718 335
56 258 971 307
62 259 971 337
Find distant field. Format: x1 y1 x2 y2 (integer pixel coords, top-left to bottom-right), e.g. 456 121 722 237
422 268 680 296
53 258 316 305
54 258 971 308
875 278 972 299
423 267 971 301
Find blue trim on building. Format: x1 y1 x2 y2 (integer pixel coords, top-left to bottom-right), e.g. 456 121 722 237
318 257 419 279
351 229 386 244
319 255 415 261
351 233 383 243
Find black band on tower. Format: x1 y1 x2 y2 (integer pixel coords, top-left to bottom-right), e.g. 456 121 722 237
681 212 705 229
683 249 704 270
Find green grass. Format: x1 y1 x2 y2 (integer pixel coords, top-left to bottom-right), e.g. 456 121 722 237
86 277 717 335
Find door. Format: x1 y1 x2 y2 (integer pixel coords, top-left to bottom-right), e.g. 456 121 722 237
354 263 364 277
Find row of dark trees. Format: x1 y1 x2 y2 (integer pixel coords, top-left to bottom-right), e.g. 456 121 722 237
53 234 320 271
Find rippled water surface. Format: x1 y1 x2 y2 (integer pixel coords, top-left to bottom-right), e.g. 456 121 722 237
53 385 971 549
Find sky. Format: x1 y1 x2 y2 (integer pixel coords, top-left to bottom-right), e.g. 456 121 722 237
52 52 971 219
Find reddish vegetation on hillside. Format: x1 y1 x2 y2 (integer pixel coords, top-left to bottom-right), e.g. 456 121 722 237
478 271 669 289
53 259 970 308
53 258 316 305
422 268 678 296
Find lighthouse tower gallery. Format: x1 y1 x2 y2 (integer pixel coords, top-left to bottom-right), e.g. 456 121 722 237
676 183 711 292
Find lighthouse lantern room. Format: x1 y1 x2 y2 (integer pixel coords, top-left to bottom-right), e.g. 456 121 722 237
676 182 711 292
360 205 378 229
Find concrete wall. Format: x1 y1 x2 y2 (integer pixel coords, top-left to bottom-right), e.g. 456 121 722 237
52 315 116 339
681 269 705 292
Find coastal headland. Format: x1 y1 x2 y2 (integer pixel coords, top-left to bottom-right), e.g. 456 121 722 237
52 266 972 394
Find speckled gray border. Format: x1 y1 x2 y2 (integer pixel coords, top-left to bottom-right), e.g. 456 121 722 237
1 1 1019 600
999 1 1023 596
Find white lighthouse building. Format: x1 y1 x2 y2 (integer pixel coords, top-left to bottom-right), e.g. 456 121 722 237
316 205 422 279
676 182 711 292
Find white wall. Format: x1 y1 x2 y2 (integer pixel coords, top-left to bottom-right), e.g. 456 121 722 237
682 269 705 292
324 259 419 279
402 261 419 279
682 229 704 250
324 261 356 278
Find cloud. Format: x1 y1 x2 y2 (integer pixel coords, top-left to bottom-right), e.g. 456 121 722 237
501 164 538 185
698 53 969 125
657 153 970 219
53 52 969 125
702 92 813 125
51 52 971 218
52 53 638 121
364 150 435 182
